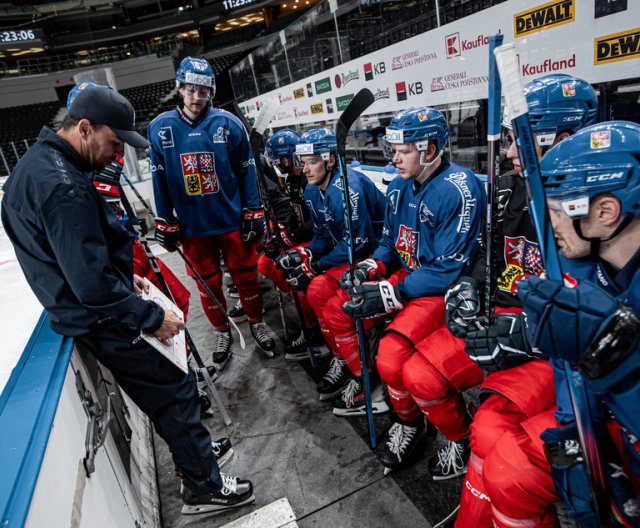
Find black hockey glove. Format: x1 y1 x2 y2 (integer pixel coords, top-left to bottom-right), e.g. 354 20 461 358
241 207 265 243
286 250 320 292
155 218 180 251
338 258 386 290
262 222 295 260
445 276 481 338
342 280 404 319
275 247 306 271
463 313 535 372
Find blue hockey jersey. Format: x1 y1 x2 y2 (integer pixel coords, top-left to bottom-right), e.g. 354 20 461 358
373 159 486 300
551 250 640 441
305 168 386 270
148 107 259 237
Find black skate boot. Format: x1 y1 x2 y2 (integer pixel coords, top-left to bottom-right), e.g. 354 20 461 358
249 321 276 357
212 330 232 371
332 375 390 417
379 416 432 474
284 326 330 362
428 436 470 480
228 300 247 322
181 474 255 515
316 357 350 401
212 437 234 468
226 283 239 298
198 388 213 418
191 362 218 384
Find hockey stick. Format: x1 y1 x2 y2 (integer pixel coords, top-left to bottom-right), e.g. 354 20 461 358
120 171 246 350
495 43 611 525
114 167 232 425
234 100 319 367
484 33 504 321
335 88 377 449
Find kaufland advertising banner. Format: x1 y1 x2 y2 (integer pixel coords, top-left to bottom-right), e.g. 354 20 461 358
239 0 639 127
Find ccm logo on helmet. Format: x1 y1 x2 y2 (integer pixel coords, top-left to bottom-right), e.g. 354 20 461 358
296 144 315 155
586 171 625 182
385 129 404 143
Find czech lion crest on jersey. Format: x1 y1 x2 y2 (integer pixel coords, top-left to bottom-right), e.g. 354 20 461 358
497 235 543 295
396 224 419 269
180 152 219 195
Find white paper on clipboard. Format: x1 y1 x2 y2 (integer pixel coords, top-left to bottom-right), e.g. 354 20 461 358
141 278 188 374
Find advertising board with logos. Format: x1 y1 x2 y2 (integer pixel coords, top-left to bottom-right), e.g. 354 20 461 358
241 0 639 127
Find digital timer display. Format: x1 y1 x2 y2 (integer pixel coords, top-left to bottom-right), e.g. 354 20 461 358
222 0 258 11
0 29 43 44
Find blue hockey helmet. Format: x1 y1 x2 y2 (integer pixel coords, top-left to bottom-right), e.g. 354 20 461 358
266 129 300 164
383 107 449 159
176 57 215 97
295 128 337 162
540 121 640 218
67 81 99 110
503 74 598 147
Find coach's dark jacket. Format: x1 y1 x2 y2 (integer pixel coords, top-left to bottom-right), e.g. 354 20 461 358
1 127 163 336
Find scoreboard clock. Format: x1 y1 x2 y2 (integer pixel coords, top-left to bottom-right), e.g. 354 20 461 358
222 0 259 12
0 29 44 49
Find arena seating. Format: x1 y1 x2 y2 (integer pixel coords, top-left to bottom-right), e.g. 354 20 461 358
0 101 61 176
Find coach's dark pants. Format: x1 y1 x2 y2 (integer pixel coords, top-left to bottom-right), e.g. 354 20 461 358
77 324 222 494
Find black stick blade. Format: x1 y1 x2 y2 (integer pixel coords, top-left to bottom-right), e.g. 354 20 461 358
336 88 375 151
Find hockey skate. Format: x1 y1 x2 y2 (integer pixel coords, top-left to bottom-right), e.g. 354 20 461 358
249 321 277 357
181 473 255 515
212 437 234 468
198 388 213 418
225 283 240 298
332 375 390 417
228 300 247 322
284 326 330 362
316 357 350 401
428 436 470 480
212 330 232 371
379 416 434 475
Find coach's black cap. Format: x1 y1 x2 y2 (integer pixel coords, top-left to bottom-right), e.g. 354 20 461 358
69 85 149 148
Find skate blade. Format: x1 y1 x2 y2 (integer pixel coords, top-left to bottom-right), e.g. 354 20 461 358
430 464 468 481
217 448 234 468
383 466 393 476
332 400 390 417
200 408 214 418
432 505 460 528
256 344 276 358
181 494 255 515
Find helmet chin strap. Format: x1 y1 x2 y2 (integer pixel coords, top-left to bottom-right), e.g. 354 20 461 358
416 149 443 182
572 214 634 258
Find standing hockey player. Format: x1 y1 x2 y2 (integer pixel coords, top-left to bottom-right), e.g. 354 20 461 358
149 57 276 364
258 129 323 360
446 74 600 527
333 107 485 433
276 127 386 398
478 121 640 528
1 85 255 515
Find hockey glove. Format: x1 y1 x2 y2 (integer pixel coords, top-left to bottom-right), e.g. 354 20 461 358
275 247 307 271
463 313 535 372
286 250 320 292
262 223 295 260
338 259 386 290
444 276 481 338
241 207 266 243
518 276 621 366
342 281 404 319
155 218 180 252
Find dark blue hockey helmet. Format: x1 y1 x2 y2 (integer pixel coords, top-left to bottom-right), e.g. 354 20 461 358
295 128 337 162
540 121 640 218
383 107 449 159
67 81 99 110
176 57 215 98
503 74 598 147
266 129 300 164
